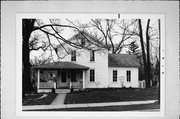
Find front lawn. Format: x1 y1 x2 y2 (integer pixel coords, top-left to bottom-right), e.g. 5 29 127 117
23 93 57 106
64 87 159 104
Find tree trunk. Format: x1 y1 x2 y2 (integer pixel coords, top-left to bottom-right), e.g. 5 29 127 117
138 19 148 87
22 19 35 98
146 19 151 87
158 19 161 103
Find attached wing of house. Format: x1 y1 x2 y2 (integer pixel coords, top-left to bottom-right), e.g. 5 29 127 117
108 54 139 88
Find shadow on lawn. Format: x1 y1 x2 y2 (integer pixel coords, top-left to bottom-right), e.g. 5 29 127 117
23 93 57 106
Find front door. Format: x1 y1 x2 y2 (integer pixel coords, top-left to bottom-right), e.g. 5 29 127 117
62 72 66 83
57 71 69 88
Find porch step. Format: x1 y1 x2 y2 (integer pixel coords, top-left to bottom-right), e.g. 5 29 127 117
55 89 70 94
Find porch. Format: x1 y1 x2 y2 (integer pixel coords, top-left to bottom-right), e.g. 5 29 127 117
33 61 89 93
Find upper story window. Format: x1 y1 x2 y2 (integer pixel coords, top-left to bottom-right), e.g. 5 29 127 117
90 50 95 62
81 38 85 46
71 50 76 61
113 70 117 82
76 34 85 47
90 69 95 82
127 70 131 82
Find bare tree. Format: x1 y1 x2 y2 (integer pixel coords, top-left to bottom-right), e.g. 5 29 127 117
30 56 51 65
67 18 160 88
146 19 151 87
158 19 161 103
22 19 107 97
67 19 138 54
22 19 36 98
137 19 160 88
23 18 160 98
114 19 138 54
137 19 148 87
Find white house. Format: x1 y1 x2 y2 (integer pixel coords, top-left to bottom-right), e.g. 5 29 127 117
33 32 140 93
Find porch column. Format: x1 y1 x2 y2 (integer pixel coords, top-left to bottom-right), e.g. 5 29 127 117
37 69 40 90
83 70 85 89
54 81 56 89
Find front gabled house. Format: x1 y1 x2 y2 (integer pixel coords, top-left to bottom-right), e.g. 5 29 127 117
32 32 140 93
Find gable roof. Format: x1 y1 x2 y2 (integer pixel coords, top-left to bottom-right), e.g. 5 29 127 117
33 61 89 70
108 54 139 68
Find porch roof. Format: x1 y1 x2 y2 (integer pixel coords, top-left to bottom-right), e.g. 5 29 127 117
32 61 89 70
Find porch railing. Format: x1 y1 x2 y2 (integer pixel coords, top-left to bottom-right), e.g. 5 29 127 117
71 82 83 89
39 82 54 88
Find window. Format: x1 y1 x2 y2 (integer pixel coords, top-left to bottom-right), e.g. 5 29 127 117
113 70 117 82
90 50 95 61
127 70 131 82
71 50 76 61
90 69 95 82
76 34 85 46
81 38 85 46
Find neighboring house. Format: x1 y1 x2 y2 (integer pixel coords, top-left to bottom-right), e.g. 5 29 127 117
33 32 140 93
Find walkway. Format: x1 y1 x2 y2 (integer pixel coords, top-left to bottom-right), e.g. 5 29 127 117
22 100 158 111
51 93 66 105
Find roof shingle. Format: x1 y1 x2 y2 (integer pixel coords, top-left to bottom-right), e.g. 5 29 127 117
108 54 139 67
33 61 89 70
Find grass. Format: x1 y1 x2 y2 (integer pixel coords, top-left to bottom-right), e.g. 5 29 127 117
23 93 57 106
64 87 159 104
25 102 160 111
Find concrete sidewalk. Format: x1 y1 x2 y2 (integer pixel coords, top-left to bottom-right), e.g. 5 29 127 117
50 93 66 105
23 100 157 111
